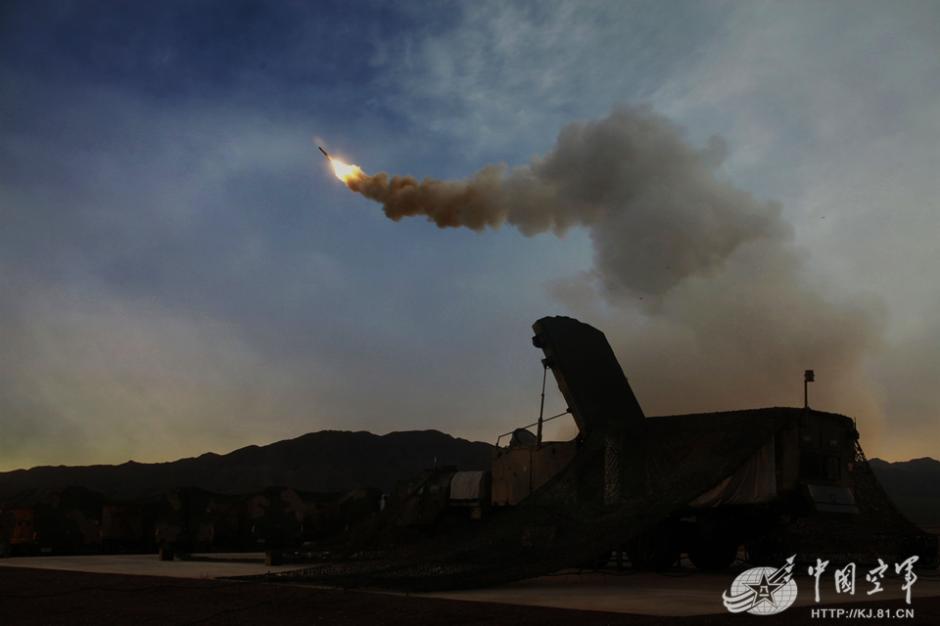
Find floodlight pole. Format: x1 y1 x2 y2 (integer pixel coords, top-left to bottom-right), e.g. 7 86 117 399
804 369 815 409
537 359 552 444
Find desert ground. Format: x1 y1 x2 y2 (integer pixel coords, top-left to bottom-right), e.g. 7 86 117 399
1 555 939 625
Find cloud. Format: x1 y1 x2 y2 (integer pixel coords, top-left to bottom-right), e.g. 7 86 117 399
373 1 723 159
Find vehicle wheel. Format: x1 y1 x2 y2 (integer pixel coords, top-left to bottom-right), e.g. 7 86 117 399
745 536 787 565
689 537 738 570
579 548 614 569
627 529 680 570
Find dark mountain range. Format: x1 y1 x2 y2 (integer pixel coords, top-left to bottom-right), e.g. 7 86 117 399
0 430 493 500
1 431 936 530
869 456 940 529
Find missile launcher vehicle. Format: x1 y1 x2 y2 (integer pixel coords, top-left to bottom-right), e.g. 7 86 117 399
275 316 936 590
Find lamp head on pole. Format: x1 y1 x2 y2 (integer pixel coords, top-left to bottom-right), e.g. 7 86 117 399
804 369 815 409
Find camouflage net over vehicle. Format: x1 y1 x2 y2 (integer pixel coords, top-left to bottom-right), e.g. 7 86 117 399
257 410 935 591
257 316 936 591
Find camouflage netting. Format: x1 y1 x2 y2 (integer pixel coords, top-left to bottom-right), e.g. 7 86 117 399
765 440 937 565
257 316 935 590
259 408 935 591
261 410 786 590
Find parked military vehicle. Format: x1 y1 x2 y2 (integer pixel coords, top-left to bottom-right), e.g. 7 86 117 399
0 485 381 557
277 316 936 590
0 486 103 556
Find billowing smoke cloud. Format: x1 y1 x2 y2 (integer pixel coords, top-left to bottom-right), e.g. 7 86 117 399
346 105 789 296
345 105 886 437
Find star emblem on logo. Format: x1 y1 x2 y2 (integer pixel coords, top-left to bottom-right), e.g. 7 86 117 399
745 572 786 607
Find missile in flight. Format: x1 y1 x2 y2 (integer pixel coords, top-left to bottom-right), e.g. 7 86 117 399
318 146 330 160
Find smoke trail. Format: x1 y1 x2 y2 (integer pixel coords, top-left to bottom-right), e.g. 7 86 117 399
345 105 789 296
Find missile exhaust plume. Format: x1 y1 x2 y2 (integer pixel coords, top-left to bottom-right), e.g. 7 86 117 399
330 158 364 184
318 145 364 184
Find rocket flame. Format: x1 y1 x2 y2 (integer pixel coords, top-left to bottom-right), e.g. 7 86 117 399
330 158 364 183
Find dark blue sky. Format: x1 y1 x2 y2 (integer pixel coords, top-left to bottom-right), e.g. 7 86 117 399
2 1 938 468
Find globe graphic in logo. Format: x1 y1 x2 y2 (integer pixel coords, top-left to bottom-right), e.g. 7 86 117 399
724 566 798 615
